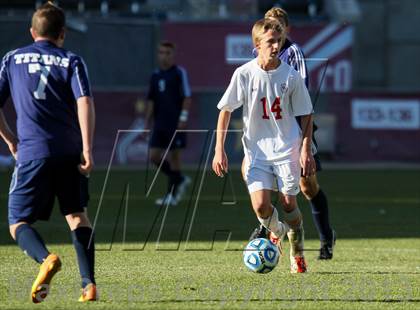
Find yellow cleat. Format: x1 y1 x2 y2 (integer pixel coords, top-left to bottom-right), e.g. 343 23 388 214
31 253 62 303
78 283 98 302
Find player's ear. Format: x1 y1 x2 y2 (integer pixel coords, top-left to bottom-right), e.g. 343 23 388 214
57 28 66 47
30 27 37 40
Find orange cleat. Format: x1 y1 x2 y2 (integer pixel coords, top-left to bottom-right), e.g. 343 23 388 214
78 283 98 302
31 253 62 303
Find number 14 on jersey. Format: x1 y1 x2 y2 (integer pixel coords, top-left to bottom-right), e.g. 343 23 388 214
261 97 282 120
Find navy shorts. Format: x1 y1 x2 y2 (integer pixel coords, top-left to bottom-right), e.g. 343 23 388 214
150 129 186 150
8 156 88 225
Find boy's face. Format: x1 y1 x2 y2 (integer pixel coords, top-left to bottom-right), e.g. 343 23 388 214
256 29 283 63
158 46 175 69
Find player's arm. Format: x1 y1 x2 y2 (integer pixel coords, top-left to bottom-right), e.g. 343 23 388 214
178 67 192 129
77 96 95 175
70 56 95 175
0 53 17 158
143 73 157 134
178 96 191 129
212 68 244 177
299 114 315 177
143 99 154 132
212 110 231 177
290 71 315 177
0 109 17 158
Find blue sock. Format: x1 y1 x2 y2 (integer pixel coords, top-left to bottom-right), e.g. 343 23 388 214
15 224 49 264
310 189 333 243
71 227 95 288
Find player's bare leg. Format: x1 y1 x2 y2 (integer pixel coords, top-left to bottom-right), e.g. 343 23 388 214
279 193 307 273
150 147 184 206
65 212 97 301
244 159 270 240
11 222 61 303
249 190 288 252
300 174 335 259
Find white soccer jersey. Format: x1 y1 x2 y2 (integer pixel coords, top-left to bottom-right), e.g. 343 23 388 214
217 58 313 164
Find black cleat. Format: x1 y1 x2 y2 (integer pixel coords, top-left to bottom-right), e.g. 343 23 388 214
318 230 336 260
249 224 269 241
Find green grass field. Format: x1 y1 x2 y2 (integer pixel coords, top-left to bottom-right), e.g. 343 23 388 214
0 168 419 309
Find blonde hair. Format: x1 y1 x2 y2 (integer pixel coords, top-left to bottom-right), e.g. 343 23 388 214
251 18 285 47
264 7 289 27
32 1 65 40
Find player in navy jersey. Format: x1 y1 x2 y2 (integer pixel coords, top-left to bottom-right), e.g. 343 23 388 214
144 41 192 206
0 2 96 302
249 7 336 260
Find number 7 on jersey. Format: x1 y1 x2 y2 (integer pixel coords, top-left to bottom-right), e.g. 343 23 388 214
29 63 51 100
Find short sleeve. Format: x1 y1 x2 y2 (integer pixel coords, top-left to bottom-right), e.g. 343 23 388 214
290 73 313 116
178 66 191 97
70 56 92 99
217 68 245 112
0 52 13 108
146 74 155 101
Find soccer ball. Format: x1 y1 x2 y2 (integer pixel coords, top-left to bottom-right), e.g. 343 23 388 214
243 238 280 273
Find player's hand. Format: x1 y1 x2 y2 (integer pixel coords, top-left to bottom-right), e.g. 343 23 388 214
177 121 187 129
79 150 94 176
300 148 315 177
212 148 228 177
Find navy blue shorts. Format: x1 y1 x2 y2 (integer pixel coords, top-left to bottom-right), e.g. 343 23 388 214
314 153 322 172
8 156 88 225
150 129 186 150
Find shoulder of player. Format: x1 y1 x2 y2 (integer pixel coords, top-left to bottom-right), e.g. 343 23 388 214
150 68 161 80
280 62 301 86
1 48 19 64
0 49 19 76
174 65 189 79
233 59 256 77
288 42 305 58
65 51 87 65
174 65 187 74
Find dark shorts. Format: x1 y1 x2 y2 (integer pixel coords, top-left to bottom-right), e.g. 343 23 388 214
8 156 89 225
150 129 186 150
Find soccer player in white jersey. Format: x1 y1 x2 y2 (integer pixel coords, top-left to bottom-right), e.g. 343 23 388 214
249 7 336 260
212 18 315 273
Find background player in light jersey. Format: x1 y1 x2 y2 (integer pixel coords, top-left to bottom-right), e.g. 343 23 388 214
213 18 315 273
249 7 336 260
144 41 192 206
0 2 96 302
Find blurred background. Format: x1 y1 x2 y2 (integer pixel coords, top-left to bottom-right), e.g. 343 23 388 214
0 0 419 166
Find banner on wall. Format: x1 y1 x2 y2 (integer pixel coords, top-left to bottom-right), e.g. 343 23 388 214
351 99 420 130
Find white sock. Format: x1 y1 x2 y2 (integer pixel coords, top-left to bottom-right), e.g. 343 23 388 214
257 206 287 236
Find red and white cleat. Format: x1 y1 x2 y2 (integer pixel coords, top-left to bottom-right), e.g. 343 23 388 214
290 256 307 273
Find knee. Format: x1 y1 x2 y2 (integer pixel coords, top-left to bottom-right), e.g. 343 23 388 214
300 178 319 200
241 159 247 181
280 199 297 213
150 152 161 165
66 212 91 230
9 222 27 240
252 200 271 218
